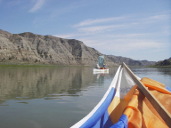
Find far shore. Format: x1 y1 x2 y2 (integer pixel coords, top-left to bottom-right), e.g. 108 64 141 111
0 62 170 68
0 63 93 68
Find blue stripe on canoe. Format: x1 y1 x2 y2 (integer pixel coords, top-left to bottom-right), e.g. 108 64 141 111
91 110 113 128
110 114 128 128
80 88 116 128
166 86 171 92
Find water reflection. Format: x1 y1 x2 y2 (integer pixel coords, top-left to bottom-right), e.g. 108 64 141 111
132 67 171 87
132 67 171 75
1 66 170 103
0 66 98 103
157 68 171 76
0 66 170 128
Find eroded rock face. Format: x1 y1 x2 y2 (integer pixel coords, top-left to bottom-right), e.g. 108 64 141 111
0 30 103 65
0 29 155 66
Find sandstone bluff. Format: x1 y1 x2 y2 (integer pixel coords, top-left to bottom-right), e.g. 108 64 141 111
0 29 154 66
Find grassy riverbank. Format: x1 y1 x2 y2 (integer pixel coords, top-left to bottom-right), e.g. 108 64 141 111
0 63 63 68
0 63 90 68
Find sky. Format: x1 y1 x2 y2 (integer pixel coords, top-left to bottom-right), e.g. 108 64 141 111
0 0 171 61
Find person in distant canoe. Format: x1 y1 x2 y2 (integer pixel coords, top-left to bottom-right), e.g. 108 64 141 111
103 64 106 69
96 56 107 69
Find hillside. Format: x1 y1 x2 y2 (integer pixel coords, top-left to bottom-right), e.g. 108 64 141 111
0 29 155 66
155 58 171 67
107 55 155 66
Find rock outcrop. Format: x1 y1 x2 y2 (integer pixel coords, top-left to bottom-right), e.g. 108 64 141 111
0 29 104 65
0 29 155 66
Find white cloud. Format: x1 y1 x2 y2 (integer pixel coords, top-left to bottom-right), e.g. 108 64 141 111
73 14 170 34
147 14 171 21
29 0 45 13
83 38 163 51
113 33 147 38
77 24 126 33
55 12 170 61
54 34 77 39
74 16 128 27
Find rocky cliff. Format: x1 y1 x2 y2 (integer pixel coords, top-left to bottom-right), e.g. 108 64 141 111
0 29 155 66
0 29 105 65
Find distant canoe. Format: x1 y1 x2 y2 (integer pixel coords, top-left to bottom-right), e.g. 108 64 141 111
71 63 171 128
94 56 108 74
93 68 109 74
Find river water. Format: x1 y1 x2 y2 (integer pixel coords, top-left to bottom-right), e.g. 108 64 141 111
0 66 171 128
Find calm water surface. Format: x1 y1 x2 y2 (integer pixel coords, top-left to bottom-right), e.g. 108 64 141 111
0 66 171 128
